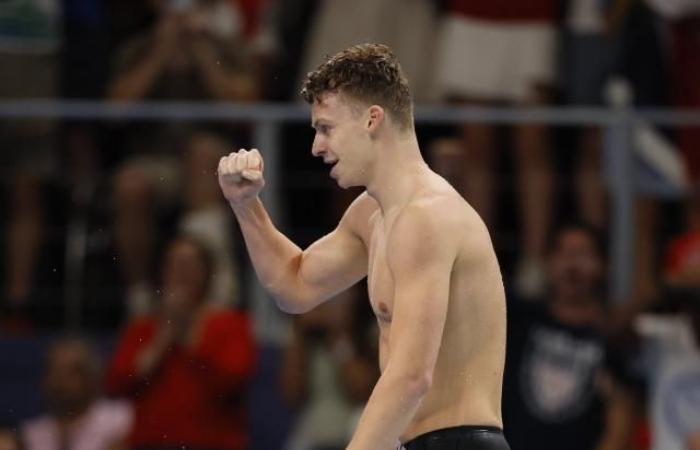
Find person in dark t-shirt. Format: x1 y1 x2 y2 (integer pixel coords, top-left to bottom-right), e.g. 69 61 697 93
503 222 636 450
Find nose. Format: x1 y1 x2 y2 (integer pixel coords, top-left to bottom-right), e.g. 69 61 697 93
311 134 326 157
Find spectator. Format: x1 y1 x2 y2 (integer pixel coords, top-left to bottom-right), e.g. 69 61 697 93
633 287 700 450
431 0 558 299
111 130 241 315
297 0 437 103
503 222 635 450
562 0 631 228
21 337 132 450
281 287 378 450
108 0 260 103
107 0 259 314
0 0 61 329
106 235 257 450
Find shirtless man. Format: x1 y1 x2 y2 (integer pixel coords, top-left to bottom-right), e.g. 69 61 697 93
218 43 509 450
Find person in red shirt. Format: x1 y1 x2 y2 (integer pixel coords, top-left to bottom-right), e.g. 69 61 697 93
106 235 257 450
664 190 700 287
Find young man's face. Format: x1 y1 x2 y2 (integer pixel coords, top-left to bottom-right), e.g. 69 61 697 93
310 92 374 188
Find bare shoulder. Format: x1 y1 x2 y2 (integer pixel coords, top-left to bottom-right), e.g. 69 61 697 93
391 183 492 261
340 191 379 244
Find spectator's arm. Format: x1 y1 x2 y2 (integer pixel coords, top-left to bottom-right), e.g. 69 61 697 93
185 311 257 395
106 319 167 395
595 375 636 450
108 16 179 101
108 58 164 101
190 36 259 102
606 0 632 33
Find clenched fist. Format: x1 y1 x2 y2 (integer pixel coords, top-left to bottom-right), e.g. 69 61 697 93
218 148 265 206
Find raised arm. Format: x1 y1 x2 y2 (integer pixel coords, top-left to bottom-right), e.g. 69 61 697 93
218 149 374 313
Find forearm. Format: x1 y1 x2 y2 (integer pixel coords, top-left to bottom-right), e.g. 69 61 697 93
231 197 310 312
347 369 429 450
134 334 171 378
594 389 635 450
199 64 258 102
108 57 163 101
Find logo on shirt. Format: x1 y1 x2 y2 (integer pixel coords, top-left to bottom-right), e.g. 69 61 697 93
520 327 603 422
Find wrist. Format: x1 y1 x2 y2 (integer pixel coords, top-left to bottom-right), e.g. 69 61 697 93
230 196 261 216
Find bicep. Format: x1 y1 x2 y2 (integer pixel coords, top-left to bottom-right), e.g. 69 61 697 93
295 196 373 309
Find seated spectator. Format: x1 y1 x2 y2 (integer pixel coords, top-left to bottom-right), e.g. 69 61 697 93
503 222 635 450
281 286 378 450
21 337 132 450
106 235 257 450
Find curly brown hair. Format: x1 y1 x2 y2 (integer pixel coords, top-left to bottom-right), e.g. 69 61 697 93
300 43 413 131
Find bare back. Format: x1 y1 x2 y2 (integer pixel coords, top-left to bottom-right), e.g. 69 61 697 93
350 173 507 442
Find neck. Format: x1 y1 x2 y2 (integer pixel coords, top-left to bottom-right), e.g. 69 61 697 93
549 293 602 327
365 132 427 213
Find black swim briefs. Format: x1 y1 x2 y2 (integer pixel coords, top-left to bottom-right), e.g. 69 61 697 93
402 426 510 450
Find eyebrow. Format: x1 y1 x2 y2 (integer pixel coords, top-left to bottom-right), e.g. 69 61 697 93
312 119 330 130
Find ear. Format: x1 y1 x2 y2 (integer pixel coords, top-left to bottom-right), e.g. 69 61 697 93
366 105 385 134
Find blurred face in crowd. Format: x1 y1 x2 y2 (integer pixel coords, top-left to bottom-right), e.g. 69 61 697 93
44 341 98 418
311 92 378 189
161 238 211 315
548 228 605 304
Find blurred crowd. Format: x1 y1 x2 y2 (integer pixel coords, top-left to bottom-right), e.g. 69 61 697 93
1 0 699 450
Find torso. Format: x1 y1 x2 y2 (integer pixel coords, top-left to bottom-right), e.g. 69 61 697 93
353 173 507 442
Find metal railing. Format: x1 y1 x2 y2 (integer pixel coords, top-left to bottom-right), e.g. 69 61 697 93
2 100 699 340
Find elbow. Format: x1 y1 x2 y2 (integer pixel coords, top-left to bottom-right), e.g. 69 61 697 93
273 294 314 315
396 370 433 399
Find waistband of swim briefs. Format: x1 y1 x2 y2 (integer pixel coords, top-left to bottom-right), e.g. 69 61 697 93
403 425 504 449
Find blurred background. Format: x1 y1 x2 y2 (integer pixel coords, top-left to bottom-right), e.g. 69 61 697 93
0 0 699 449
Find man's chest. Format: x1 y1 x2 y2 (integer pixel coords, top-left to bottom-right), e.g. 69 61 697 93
367 220 395 323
